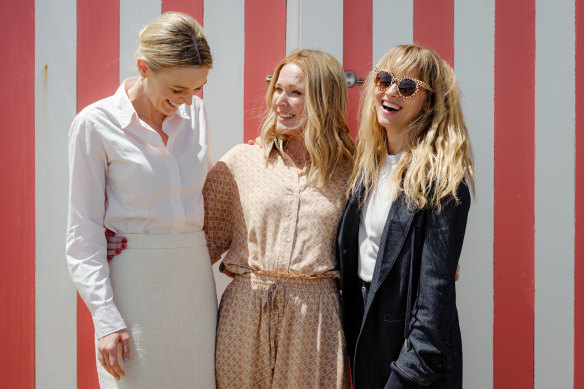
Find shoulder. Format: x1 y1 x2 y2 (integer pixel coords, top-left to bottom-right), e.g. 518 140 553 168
71 95 120 135
457 181 471 203
428 181 471 217
220 143 261 165
76 94 118 122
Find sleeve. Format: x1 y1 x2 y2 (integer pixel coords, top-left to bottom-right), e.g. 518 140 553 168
393 184 471 386
384 362 423 389
66 115 126 339
203 159 237 263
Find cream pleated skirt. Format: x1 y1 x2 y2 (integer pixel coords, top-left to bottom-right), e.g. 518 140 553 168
97 232 217 388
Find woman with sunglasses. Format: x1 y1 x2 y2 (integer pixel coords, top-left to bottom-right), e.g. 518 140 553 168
338 44 474 389
202 49 355 388
66 12 217 388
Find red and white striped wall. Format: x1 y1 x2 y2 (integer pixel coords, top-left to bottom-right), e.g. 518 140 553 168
1 0 581 387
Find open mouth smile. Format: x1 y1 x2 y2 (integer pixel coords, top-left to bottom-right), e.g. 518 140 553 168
382 101 401 112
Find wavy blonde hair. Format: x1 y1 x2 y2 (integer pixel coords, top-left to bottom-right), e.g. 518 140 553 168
260 49 356 187
348 44 474 210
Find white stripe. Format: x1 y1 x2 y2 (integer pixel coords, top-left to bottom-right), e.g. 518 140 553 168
298 0 343 64
119 0 161 81
534 0 575 387
286 0 301 53
372 0 413 64
35 0 77 387
454 1 495 388
203 0 244 161
204 0 246 299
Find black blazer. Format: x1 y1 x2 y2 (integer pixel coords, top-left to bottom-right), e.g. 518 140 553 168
338 183 470 389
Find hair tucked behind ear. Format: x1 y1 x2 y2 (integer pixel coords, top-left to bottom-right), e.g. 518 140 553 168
348 44 475 210
260 49 355 187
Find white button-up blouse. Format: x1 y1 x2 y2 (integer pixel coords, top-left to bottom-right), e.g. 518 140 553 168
66 78 212 338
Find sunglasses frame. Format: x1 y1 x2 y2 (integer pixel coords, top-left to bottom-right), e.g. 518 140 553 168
373 67 430 99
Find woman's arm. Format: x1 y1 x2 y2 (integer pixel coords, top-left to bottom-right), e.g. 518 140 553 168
202 160 236 263
67 115 131 379
66 115 127 337
391 184 471 387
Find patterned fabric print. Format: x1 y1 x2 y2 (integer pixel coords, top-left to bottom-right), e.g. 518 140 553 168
203 144 350 278
215 273 350 389
203 144 352 388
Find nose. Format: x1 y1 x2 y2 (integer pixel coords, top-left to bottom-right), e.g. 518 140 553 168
385 81 399 97
183 91 194 106
274 92 287 106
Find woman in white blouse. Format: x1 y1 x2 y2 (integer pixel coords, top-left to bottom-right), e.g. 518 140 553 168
66 12 217 388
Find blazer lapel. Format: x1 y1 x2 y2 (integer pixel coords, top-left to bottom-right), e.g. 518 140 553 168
338 184 364 279
368 194 416 297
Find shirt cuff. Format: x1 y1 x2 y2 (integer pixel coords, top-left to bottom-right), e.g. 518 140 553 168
92 303 127 339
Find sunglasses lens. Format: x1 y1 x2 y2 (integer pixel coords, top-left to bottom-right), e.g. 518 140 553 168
398 79 418 97
375 71 393 89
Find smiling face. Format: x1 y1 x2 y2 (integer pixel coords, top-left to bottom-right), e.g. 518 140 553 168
375 67 427 137
139 59 209 117
272 63 306 136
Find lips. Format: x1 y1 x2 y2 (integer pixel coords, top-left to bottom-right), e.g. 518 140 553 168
167 100 179 108
278 113 295 119
382 101 401 112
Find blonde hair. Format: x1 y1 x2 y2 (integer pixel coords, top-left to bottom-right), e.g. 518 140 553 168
260 49 356 187
349 44 475 210
137 12 212 70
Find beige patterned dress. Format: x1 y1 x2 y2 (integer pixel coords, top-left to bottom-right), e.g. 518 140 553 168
203 144 350 389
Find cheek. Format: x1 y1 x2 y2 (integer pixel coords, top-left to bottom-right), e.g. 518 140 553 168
294 98 306 115
148 85 164 103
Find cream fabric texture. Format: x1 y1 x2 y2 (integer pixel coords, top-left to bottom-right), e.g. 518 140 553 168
96 232 217 388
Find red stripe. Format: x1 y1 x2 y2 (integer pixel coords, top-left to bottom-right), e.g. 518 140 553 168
343 0 372 138
575 0 584 386
413 0 454 66
243 0 287 142
0 0 35 387
77 0 119 387
162 0 203 22
493 0 535 387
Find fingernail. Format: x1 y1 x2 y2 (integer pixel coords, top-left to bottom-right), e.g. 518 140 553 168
107 256 112 261
122 238 127 243
124 357 129 362
116 249 121 254
121 244 126 249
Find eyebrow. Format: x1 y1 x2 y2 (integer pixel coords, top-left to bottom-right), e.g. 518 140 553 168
275 82 303 89
171 80 208 89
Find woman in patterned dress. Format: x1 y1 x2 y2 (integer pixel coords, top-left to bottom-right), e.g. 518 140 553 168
203 49 355 388
108 49 355 387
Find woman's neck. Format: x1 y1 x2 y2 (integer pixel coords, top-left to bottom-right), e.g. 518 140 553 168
385 128 405 155
126 77 166 130
283 135 308 168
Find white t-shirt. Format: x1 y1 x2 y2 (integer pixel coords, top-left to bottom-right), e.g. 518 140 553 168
357 152 403 282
